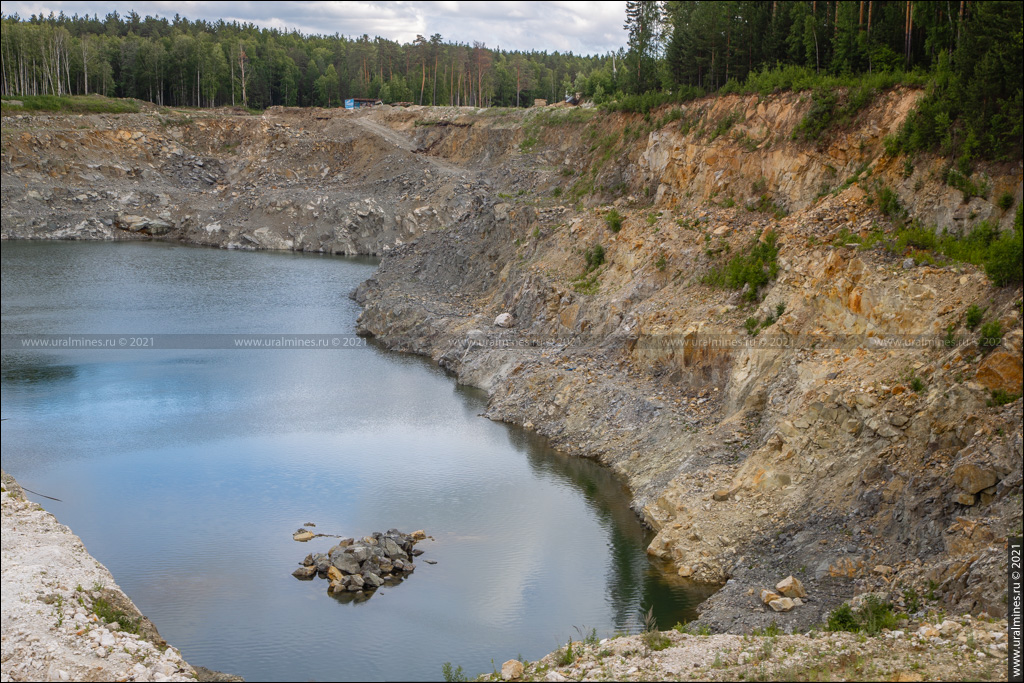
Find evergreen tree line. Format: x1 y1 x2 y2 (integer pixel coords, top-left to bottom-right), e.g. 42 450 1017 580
649 1 1022 160
0 10 613 108
2 2 1020 159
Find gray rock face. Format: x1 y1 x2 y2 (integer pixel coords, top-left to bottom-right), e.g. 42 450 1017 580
350 546 373 563
382 538 404 559
330 550 361 576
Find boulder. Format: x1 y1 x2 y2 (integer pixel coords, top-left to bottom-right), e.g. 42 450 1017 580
712 489 732 502
494 313 514 328
768 597 796 612
327 566 343 582
938 620 962 635
951 464 999 494
292 565 317 579
330 551 361 575
362 572 384 589
775 575 807 598
411 530 427 540
760 589 781 605
292 529 315 542
382 538 404 559
501 660 525 681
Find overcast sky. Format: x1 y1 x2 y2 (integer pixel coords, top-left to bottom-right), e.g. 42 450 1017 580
0 1 630 55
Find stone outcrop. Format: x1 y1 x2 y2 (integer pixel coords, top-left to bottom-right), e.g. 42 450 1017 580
292 529 424 600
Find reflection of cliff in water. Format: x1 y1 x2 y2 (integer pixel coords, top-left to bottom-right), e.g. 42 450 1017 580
360 327 717 629
1 356 78 385
457 381 719 630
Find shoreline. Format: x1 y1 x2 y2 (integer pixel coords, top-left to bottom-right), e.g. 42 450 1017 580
0 469 240 683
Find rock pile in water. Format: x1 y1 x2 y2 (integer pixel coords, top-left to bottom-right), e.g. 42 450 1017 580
292 529 426 598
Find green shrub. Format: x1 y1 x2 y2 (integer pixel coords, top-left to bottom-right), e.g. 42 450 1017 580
945 167 990 201
983 224 1023 286
988 389 1022 406
605 209 623 233
876 186 905 221
978 320 1003 351
655 253 667 271
583 243 605 272
745 317 761 336
826 604 859 632
997 192 1014 211
702 231 779 302
966 304 986 330
571 272 600 295
858 596 898 635
793 88 837 141
944 323 957 348
441 662 467 682
556 639 580 666
825 596 896 634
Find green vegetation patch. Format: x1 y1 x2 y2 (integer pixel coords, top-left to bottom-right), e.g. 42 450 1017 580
1 94 140 114
826 595 897 635
894 215 1022 287
91 597 141 634
708 109 742 141
702 230 780 302
605 209 623 233
836 209 1022 288
602 86 705 115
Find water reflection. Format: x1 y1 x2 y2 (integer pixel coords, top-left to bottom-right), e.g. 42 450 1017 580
0 241 714 681
1 356 78 384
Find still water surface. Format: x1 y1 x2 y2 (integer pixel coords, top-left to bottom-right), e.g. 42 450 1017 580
1 241 713 681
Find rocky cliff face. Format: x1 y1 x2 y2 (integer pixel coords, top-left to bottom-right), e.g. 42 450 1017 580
3 91 1021 631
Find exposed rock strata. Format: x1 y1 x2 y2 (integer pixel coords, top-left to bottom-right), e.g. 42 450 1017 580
3 93 1021 633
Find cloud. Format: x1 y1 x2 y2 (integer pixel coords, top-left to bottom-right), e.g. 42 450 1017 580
0 0 628 54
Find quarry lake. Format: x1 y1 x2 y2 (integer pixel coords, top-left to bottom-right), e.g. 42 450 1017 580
1 241 713 682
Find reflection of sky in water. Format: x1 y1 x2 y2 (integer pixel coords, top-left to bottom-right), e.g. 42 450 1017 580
1 242 714 682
